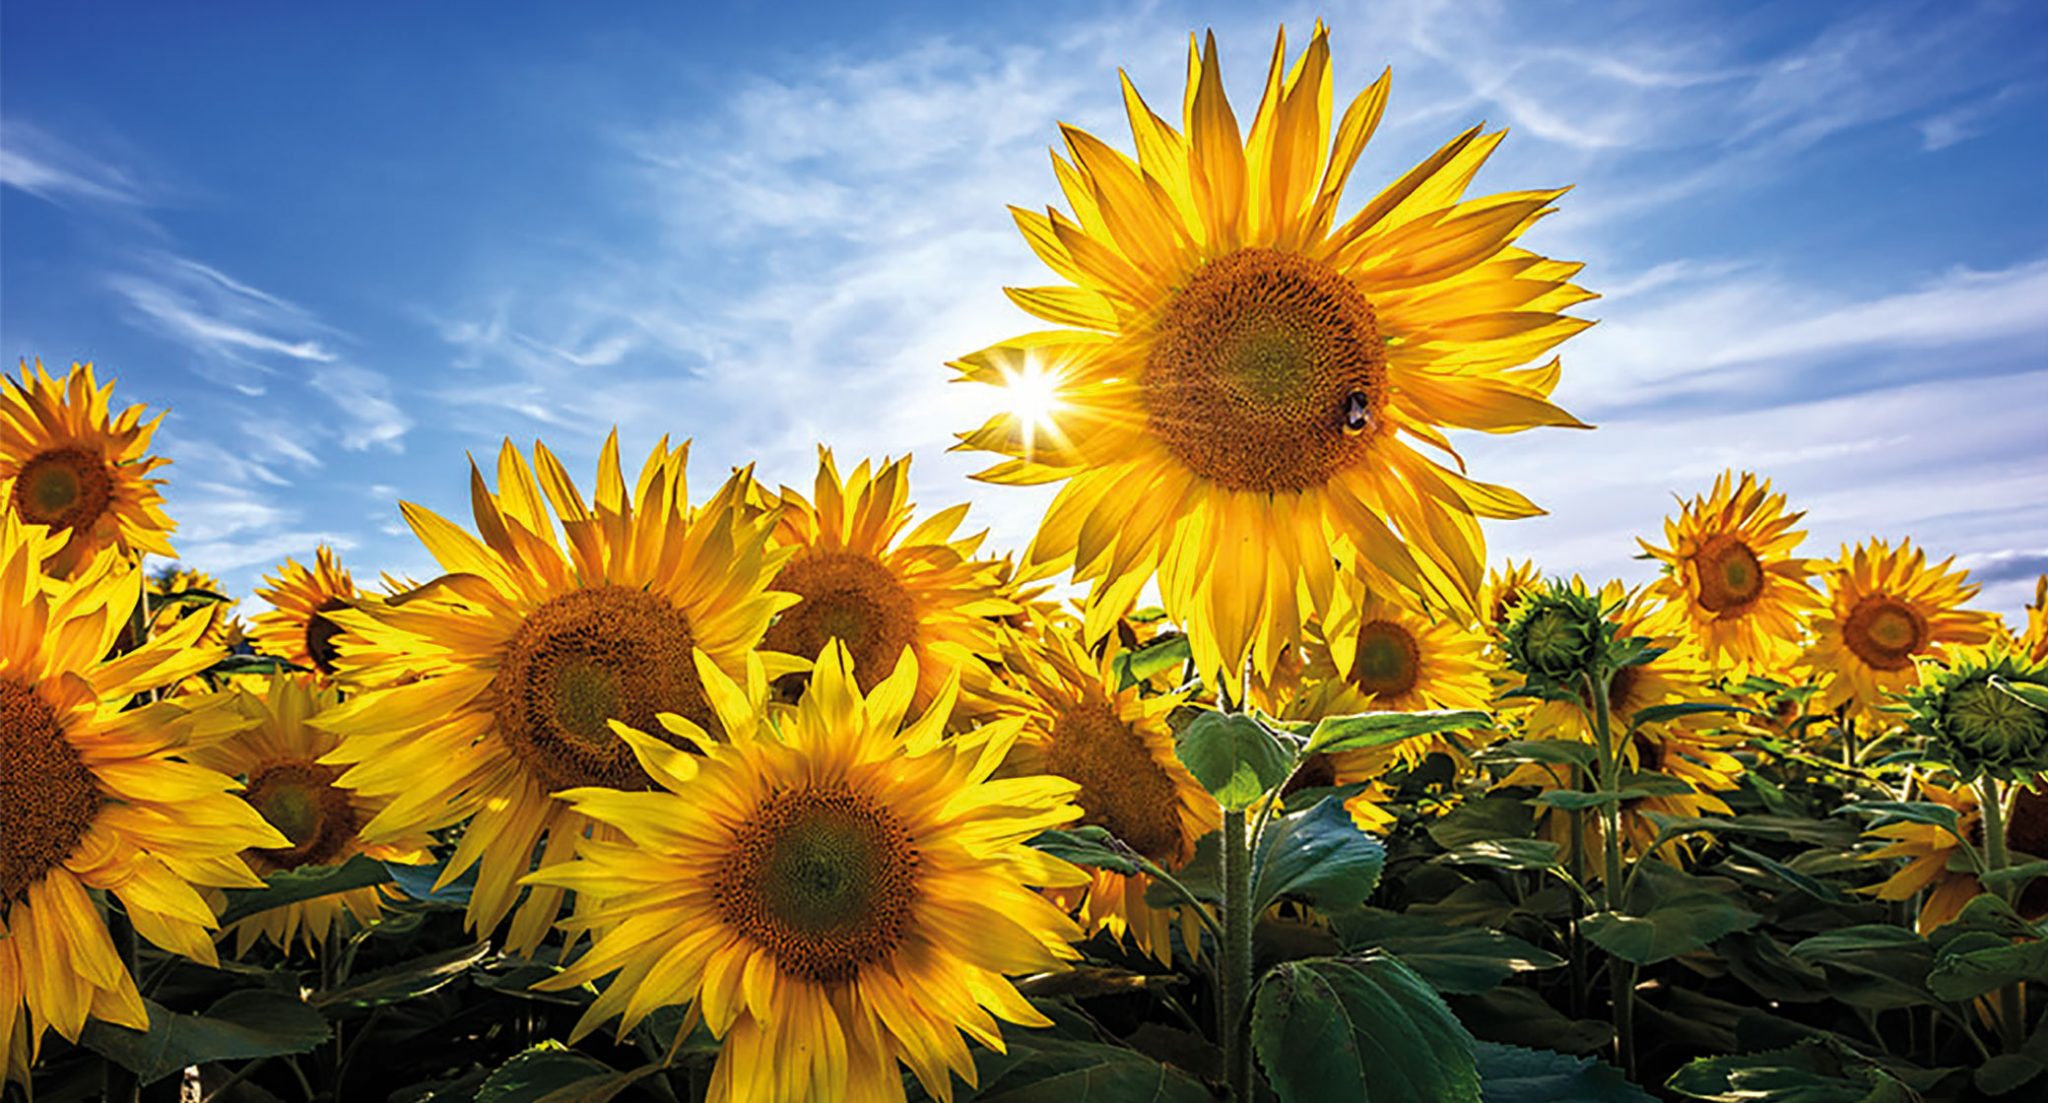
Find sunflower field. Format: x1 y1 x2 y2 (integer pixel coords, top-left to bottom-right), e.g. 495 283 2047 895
8 22 2048 1103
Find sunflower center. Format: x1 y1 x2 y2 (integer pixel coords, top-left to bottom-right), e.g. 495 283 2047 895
1143 247 1386 493
1695 536 1765 614
11 447 116 533
305 598 351 675
1351 619 1422 699
0 676 101 905
494 586 710 792
1843 596 1926 672
1606 663 1644 716
715 783 920 984
242 759 357 873
1046 697 1190 865
763 551 918 690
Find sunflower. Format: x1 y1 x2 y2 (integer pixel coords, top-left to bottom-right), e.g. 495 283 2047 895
999 626 1216 963
183 675 433 956
313 434 795 955
2021 575 2047 664
761 451 1016 718
1640 471 1820 674
250 546 360 677
526 641 1086 1103
0 513 284 1077
1481 558 1543 642
0 359 177 577
1806 539 1997 712
1860 780 2007 935
950 24 1593 685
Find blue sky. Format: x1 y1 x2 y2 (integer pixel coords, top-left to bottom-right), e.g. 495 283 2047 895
4 0 2046 620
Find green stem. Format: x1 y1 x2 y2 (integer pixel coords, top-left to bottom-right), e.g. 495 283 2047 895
1588 670 1635 1081
1219 808 1255 1101
1976 775 2025 1054
104 907 142 1103
1129 855 1226 944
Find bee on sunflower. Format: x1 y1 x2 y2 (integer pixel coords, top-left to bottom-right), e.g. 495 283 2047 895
183 675 434 956
250 546 360 678
1 513 284 1079
312 433 795 955
1806 538 1996 713
951 23 1592 686
1640 471 1821 675
1 359 178 578
526 641 1086 1103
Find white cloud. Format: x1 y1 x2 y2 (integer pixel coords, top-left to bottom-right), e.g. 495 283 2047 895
309 364 412 452
0 118 152 207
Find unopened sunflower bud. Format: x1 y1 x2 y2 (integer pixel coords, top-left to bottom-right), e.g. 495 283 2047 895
1905 643 2048 781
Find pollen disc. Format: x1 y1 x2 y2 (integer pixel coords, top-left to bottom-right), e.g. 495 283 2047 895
1351 619 1422 699
12 447 115 533
494 586 710 792
715 783 921 984
0 677 100 905
1843 595 1926 672
1045 697 1189 865
243 759 358 872
1143 247 1387 493
1696 535 1765 614
764 551 918 689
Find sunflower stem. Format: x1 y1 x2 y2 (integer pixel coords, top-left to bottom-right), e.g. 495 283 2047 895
103 905 142 1103
1975 774 2025 1054
1218 807 1255 1101
1588 669 1635 1081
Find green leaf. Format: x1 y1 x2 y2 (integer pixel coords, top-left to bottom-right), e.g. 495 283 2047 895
1725 843 1847 903
1428 795 1537 849
1981 859 2048 890
152 587 232 609
1927 939 2048 1002
1306 709 1493 755
1976 1054 2047 1097
1833 800 1963 834
1434 839 1564 872
204 654 310 676
1251 796 1386 914
1328 910 1564 995
80 991 330 1084
313 942 492 1011
475 1043 650 1103
1451 987 1612 1055
1789 927 1936 1010
1474 1042 1653 1103
1030 826 1141 875
1473 740 1597 769
1531 788 1651 811
1174 710 1293 809
1113 633 1191 690
1666 1039 1916 1103
216 852 396 926
933 1034 1212 1102
1629 702 1752 728
1992 674 2048 713
1583 894 1760 965
1253 954 1481 1103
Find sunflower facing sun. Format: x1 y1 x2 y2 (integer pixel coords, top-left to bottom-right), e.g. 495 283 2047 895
1640 471 1821 674
951 23 1593 684
526 641 1086 1103
1806 538 1996 712
1 359 177 577
312 434 795 955
251 546 361 677
1 513 284 1077
761 451 1017 719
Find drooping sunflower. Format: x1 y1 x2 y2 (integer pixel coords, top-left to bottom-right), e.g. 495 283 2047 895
527 641 1086 1103
761 450 1017 717
1806 539 1997 712
250 546 360 677
313 434 795 955
1859 780 2048 934
0 514 284 1077
183 675 434 956
0 359 177 577
1640 471 1820 674
1000 626 1217 963
951 24 1593 684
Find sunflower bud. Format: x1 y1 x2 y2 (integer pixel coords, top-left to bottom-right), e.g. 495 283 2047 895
1905 644 2048 781
1503 581 1608 685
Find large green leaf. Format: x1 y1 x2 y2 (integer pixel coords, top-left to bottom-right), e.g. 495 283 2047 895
931 1036 1212 1102
1113 633 1191 690
1927 938 2048 1002
1474 1042 1653 1103
1789 926 1937 1010
1473 739 1597 769
1629 702 1751 728
1174 710 1293 809
1583 894 1759 965
1252 954 1481 1103
80 991 330 1084
475 1043 650 1103
1328 910 1563 995
1434 839 1565 872
1030 826 1142 875
1306 709 1492 755
1427 794 1538 849
1251 796 1386 914
314 941 492 1011
1833 800 1964 835
216 852 396 926
1451 987 1613 1055
1667 1039 1916 1103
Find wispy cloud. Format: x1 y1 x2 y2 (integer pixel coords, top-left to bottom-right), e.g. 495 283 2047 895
309 364 412 452
0 117 153 207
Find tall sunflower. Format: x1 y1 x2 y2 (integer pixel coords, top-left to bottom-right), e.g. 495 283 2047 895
526 641 1086 1103
951 24 1593 684
0 514 284 1077
1000 627 1217 963
184 675 434 956
313 434 794 955
1806 539 1996 712
761 451 1017 717
0 359 177 577
1640 471 1820 674
250 546 360 677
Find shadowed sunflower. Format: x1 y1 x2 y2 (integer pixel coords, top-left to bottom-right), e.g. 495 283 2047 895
1482 559 1543 642
1858 780 2048 934
312 433 794 955
0 514 285 1078
185 675 433 956
1000 626 1217 963
2022 575 2047 664
1807 538 1997 712
0 360 177 578
762 451 1017 718
951 24 1592 684
251 546 360 677
1641 471 1820 674
527 641 1085 1103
